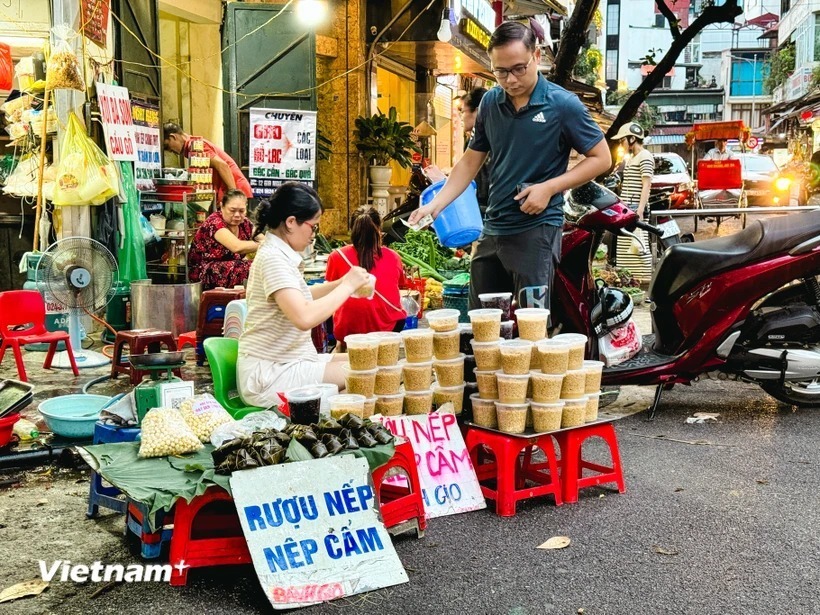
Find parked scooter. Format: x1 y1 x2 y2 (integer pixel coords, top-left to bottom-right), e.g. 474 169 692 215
557 181 820 415
382 164 432 245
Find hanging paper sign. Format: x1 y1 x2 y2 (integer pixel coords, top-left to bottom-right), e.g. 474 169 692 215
96 83 137 161
230 456 408 610
377 412 486 518
80 0 111 47
248 107 317 197
130 99 161 191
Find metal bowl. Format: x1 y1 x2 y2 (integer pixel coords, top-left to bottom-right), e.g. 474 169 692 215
128 351 187 368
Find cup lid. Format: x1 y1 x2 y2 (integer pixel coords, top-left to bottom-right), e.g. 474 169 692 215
285 386 322 401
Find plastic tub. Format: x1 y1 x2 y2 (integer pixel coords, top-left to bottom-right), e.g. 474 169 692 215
285 387 323 424
376 393 404 417
583 360 605 393
344 334 380 370
401 328 434 363
38 394 112 438
478 292 512 320
404 389 433 415
470 394 497 428
529 371 564 403
499 339 534 375
328 394 366 420
515 308 550 341
535 339 571 375
371 332 402 366
499 320 515 340
425 309 461 332
433 354 466 387
433 383 466 414
433 329 461 360
375 364 403 395
401 359 434 391
423 179 483 247
316 383 339 416
474 369 499 400
0 413 21 447
342 365 378 398
458 324 474 355
560 369 587 400
531 401 564 433
496 373 531 404
551 333 588 370
495 401 528 434
561 397 588 428
585 392 601 422
471 338 502 371
468 309 503 342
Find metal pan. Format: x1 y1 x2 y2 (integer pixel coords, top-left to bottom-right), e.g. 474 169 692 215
0 379 35 418
128 351 187 368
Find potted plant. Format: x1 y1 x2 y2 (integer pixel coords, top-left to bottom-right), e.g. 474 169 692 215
354 106 421 185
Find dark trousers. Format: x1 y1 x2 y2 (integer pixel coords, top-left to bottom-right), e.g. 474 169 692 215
468 224 562 310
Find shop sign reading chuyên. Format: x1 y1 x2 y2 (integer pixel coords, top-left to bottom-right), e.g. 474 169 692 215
248 108 317 197
230 456 408 610
130 99 161 191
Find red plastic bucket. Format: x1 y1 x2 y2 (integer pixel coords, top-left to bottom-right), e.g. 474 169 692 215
0 413 21 447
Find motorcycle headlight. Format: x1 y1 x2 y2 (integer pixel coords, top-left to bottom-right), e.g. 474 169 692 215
775 177 791 191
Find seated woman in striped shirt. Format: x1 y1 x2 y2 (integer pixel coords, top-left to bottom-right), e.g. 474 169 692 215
237 182 371 409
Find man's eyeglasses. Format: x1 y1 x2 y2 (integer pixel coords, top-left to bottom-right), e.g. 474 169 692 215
303 220 320 235
491 56 534 80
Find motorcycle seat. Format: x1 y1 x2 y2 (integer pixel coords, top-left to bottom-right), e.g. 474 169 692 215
650 209 820 302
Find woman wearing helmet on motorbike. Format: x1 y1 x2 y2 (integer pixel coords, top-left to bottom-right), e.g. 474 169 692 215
609 122 653 266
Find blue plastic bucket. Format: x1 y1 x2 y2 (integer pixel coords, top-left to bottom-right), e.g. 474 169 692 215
421 179 483 248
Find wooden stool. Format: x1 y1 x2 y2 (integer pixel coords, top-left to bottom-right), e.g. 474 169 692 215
168 488 251 586
553 421 625 504
465 427 562 517
111 329 180 385
371 439 426 538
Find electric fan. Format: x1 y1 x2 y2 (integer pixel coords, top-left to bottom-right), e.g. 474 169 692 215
36 237 118 368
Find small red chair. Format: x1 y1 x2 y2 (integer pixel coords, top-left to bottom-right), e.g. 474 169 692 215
553 422 625 504
0 290 78 382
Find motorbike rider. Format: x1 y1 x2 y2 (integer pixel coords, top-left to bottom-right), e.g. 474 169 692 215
607 122 653 265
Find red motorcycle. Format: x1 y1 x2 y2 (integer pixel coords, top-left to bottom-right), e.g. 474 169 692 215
555 181 820 415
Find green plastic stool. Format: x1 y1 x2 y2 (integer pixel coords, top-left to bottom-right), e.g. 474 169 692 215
203 337 264 419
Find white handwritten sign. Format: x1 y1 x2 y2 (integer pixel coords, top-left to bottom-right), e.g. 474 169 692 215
248 107 317 197
96 83 137 161
378 412 486 518
131 99 161 191
230 456 408 610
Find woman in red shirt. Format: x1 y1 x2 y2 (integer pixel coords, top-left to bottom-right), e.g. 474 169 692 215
325 208 406 343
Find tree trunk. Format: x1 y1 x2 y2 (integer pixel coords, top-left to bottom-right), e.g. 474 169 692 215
551 0 601 88
605 0 743 139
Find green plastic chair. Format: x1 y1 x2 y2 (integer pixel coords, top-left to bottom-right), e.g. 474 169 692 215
203 337 264 419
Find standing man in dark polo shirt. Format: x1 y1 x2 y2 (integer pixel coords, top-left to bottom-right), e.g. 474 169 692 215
409 21 611 310
163 122 254 203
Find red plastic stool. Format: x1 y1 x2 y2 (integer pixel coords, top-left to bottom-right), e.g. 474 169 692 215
177 330 197 350
465 427 562 517
111 329 180 385
371 439 426 538
168 488 251 586
553 421 625 504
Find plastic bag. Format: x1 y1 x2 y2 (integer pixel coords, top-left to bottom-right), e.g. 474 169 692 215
177 393 235 443
53 112 119 206
210 410 288 448
598 319 642 367
139 407 203 458
45 26 84 91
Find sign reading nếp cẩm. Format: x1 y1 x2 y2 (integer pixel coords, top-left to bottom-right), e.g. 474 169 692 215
230 456 408 610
